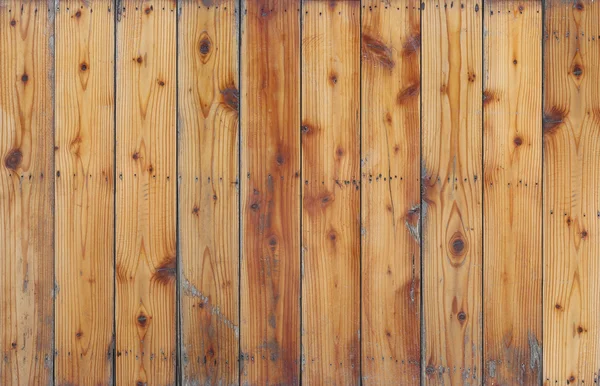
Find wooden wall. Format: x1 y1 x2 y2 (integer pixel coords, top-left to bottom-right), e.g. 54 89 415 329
0 0 599 385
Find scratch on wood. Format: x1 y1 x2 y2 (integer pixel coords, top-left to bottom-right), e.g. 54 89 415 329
182 276 239 337
405 204 421 243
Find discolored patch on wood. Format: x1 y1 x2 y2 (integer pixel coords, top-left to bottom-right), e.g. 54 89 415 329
402 34 421 57
4 148 23 170
221 87 239 112
362 34 395 69
483 89 499 106
397 82 420 105
543 106 567 135
152 256 177 285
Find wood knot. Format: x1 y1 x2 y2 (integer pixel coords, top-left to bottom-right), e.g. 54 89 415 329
221 87 239 112
329 72 338 85
144 6 153 14
397 82 420 105
199 39 211 55
75 331 83 339
136 56 143 64
513 136 523 147
21 73 29 83
574 2 584 11
157 79 165 86
4 148 22 170
10 19 16 26
450 234 466 256
250 202 260 211
132 152 140 160
80 62 88 71
362 34 395 69
581 230 588 238
457 311 467 323
276 153 285 165
75 10 81 18
137 314 148 327
572 65 583 77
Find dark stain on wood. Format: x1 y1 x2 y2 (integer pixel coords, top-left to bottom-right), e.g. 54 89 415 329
221 87 239 112
362 34 395 69
543 107 566 134
152 256 177 285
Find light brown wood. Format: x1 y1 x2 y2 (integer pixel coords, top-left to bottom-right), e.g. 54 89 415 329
0 1 55 384
544 1 600 384
483 1 542 385
179 1 239 384
54 0 115 383
301 1 360 384
240 0 301 384
422 0 483 384
361 1 421 384
115 0 176 384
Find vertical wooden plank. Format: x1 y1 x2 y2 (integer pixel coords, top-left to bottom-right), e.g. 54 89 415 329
115 0 176 384
361 0 420 384
422 0 483 384
179 0 239 384
240 0 301 384
302 1 360 384
0 1 54 384
544 1 600 384
54 0 115 383
483 1 542 384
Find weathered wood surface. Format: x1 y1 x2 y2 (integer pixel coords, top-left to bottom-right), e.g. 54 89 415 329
115 0 177 384
179 1 239 385
302 1 360 384
1 1 600 384
0 1 55 384
361 1 421 384
544 1 600 384
422 0 483 384
483 1 543 385
240 1 301 385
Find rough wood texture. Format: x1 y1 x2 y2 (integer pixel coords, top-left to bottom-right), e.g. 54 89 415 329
179 1 239 384
483 1 542 385
54 0 115 384
0 1 54 384
115 0 176 384
422 1 483 384
544 1 600 384
302 1 360 384
240 0 301 384
361 1 421 384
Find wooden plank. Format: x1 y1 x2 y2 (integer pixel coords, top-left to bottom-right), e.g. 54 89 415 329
54 0 115 383
0 1 55 384
179 1 239 384
361 1 420 384
115 0 176 384
543 1 600 384
301 1 360 384
482 1 542 384
240 0 301 384
421 0 483 384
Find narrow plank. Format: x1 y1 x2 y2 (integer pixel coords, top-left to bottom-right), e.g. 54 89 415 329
544 1 600 384
421 0 483 384
482 1 542 384
115 0 177 384
301 1 360 384
361 1 421 384
240 0 301 384
0 1 55 384
54 0 115 383
179 1 239 384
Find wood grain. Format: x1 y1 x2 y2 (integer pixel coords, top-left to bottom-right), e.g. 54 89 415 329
361 1 421 384
0 1 55 384
115 0 176 384
544 1 600 384
301 1 360 384
240 1 301 384
54 0 115 384
179 1 239 384
421 0 483 384
483 1 542 385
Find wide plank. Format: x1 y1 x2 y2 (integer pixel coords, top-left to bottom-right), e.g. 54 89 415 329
0 1 55 384
544 1 600 384
240 1 301 384
361 0 421 384
55 0 115 383
421 0 483 384
115 0 177 384
483 1 542 385
301 1 360 384
179 0 239 384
